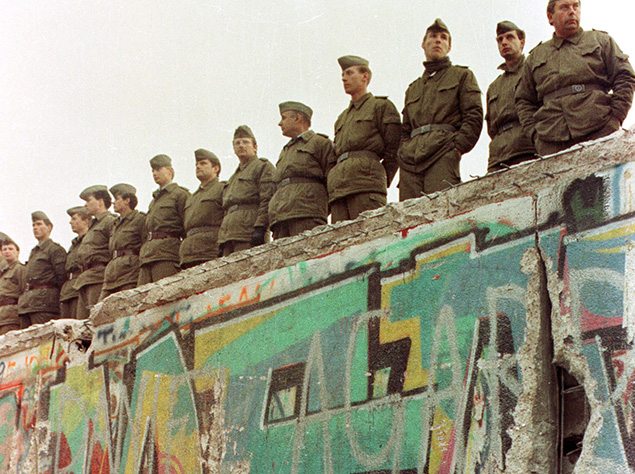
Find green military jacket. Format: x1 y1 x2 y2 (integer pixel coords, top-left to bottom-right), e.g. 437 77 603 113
328 93 401 202
180 178 225 266
139 182 190 265
74 211 116 291
59 236 82 303
516 29 635 147
399 60 483 174
486 55 536 170
218 157 275 244
18 238 67 315
0 261 24 327
269 130 334 227
103 209 145 291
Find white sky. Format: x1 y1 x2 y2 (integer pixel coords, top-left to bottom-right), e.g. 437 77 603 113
1 1 634 255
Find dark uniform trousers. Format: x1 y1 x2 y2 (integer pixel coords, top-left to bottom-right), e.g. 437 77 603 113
399 149 461 200
220 241 252 257
536 117 621 156
271 217 325 240
137 261 180 286
99 282 136 301
20 312 59 329
60 298 79 320
76 283 103 319
330 193 386 223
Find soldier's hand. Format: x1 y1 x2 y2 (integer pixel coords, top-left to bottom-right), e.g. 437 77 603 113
250 227 266 246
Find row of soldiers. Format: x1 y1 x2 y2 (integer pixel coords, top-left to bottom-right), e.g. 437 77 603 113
1 0 634 334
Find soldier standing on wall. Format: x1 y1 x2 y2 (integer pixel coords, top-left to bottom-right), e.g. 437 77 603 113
486 21 537 172
59 206 92 318
515 0 635 156
138 155 190 285
0 236 24 335
17 211 67 328
328 55 401 223
218 126 275 256
100 184 145 299
180 149 225 269
269 101 334 239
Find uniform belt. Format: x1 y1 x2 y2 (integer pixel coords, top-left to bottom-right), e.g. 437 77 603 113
278 176 324 187
410 124 456 138
498 120 520 133
186 226 220 237
80 262 106 272
226 204 258 215
543 83 606 102
25 282 56 291
336 150 380 164
0 297 18 306
147 231 181 241
112 249 139 258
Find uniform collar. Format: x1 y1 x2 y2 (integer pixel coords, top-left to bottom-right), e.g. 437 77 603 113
350 92 372 110
36 238 51 250
285 129 314 148
497 54 525 73
153 182 177 198
197 177 219 191
553 28 584 48
94 210 110 222
117 209 137 223
237 155 257 171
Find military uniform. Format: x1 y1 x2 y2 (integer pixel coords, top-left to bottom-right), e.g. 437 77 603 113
0 259 24 335
59 235 83 318
329 57 400 223
139 155 190 284
516 28 635 156
74 209 116 318
269 102 334 238
486 54 536 171
18 212 67 327
101 209 145 298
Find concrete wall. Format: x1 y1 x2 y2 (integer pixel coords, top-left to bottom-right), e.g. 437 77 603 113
1 130 634 473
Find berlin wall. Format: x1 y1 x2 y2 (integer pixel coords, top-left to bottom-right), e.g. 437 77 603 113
1 129 634 473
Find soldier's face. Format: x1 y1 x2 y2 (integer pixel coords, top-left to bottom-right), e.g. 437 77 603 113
548 0 581 38
341 67 368 97
1 244 18 264
278 111 301 138
32 220 51 242
152 166 172 186
195 159 218 183
422 31 451 61
70 213 86 233
113 195 131 215
496 31 525 62
233 138 257 161
84 195 101 216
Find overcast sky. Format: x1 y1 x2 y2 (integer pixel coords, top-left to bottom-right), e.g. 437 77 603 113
1 0 634 255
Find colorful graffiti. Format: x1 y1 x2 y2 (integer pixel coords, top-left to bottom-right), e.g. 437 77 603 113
0 160 633 472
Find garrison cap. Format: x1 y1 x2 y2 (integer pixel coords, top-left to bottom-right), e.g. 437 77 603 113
31 210 52 225
66 206 91 218
497 20 525 38
79 185 108 201
233 125 256 141
426 18 451 37
194 148 221 166
150 154 172 169
0 232 12 245
338 55 369 71
279 101 313 119
109 183 137 197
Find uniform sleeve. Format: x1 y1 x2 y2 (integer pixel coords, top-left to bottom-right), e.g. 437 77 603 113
51 245 67 288
255 161 276 229
515 58 540 146
454 69 483 154
485 84 494 139
378 99 401 187
317 138 335 177
604 34 635 123
176 190 190 237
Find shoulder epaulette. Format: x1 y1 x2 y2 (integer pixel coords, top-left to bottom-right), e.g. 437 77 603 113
375 95 388 100
316 132 330 139
528 41 544 54
179 186 189 193
454 65 469 69
258 157 271 164
592 28 608 34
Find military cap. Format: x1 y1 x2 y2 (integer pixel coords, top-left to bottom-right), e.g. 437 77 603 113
79 185 108 201
66 206 90 217
31 210 52 225
279 101 313 120
194 148 221 166
426 18 451 37
233 125 256 141
150 154 172 169
496 20 525 38
109 183 137 198
0 232 12 245
337 55 369 71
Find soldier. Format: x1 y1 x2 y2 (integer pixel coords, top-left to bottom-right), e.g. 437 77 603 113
269 101 334 239
218 126 275 256
180 149 225 269
0 237 24 335
59 206 92 318
100 184 145 299
0 232 9 271
74 185 116 318
138 155 190 284
17 211 67 328
486 21 537 172
329 55 401 223
516 0 635 156
398 19 483 199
